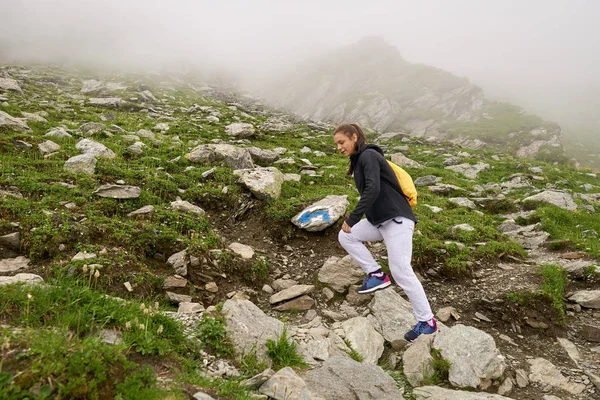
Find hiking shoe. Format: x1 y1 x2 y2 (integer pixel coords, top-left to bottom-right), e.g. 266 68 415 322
356 272 391 294
404 318 438 342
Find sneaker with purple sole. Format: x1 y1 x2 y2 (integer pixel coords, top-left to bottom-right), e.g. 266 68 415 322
356 272 391 294
404 318 438 342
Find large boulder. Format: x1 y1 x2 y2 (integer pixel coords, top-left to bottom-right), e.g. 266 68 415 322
259 367 318 400
0 78 23 94
64 154 97 175
433 324 505 389
391 153 423 169
317 255 364 293
368 289 416 345
523 190 577 211
225 122 255 138
234 167 285 200
222 299 284 361
291 195 349 232
413 386 513 399
341 317 384 364
0 110 31 132
302 356 403 399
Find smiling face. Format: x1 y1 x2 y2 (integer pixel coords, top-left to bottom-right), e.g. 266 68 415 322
334 131 358 157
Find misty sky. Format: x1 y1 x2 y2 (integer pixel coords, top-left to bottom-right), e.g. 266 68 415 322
1 0 599 130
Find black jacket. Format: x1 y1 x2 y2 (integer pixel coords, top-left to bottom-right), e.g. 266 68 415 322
345 144 416 227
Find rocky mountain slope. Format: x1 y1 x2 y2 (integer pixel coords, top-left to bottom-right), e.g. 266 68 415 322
1 64 600 400
258 37 564 162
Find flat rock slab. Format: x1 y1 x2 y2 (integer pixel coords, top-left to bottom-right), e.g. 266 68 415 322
228 242 254 259
303 356 403 399
569 290 600 309
291 195 349 232
272 295 315 311
225 122 255 138
270 285 314 304
413 386 513 399
528 357 586 395
523 190 577 211
171 200 205 216
0 256 29 273
93 185 141 199
0 273 44 286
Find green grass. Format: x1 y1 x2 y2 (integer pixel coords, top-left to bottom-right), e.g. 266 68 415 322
265 327 308 370
539 264 568 316
343 339 364 362
197 308 235 358
422 349 451 385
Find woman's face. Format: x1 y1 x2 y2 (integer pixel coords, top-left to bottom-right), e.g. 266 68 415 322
334 132 358 157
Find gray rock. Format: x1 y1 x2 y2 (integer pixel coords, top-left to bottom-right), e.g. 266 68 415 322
260 118 293 132
376 132 407 142
391 153 423 169
167 249 189 276
93 184 141 199
222 299 283 361
446 163 490 179
317 255 364 292
88 97 124 108
449 197 476 209
127 205 155 218
413 386 513 399
414 175 441 186
100 329 122 345
528 357 586 395
291 195 349 232
127 141 146 155
178 302 205 313
77 122 104 136
403 335 435 386
44 127 72 138
241 368 275 389
234 167 285 200
515 369 529 388
248 147 280 163
0 232 20 249
272 279 298 291
165 292 192 304
303 356 403 399
0 77 23 93
225 122 255 138
0 256 29 273
192 392 216 400
228 242 254 259
523 190 577 211
450 223 475 232
38 140 60 155
368 289 416 345
580 324 600 342
443 156 462 166
64 154 97 175
433 324 505 389
556 337 580 364
259 367 316 400
0 273 44 286
0 110 31 132
76 139 116 159
171 200 205 216
569 290 600 308
203 143 255 169
272 295 315 311
428 184 463 194
270 285 315 304
21 112 47 123
341 317 384 364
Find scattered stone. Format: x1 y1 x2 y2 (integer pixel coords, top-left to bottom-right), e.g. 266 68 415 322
93 184 141 199
318 255 364 292
178 302 205 314
273 295 315 311
515 369 529 388
523 190 577 211
528 357 586 395
100 329 122 345
569 290 600 308
72 251 97 261
341 317 384 364
234 167 285 200
557 337 580 364
124 282 133 292
403 335 435 386
259 367 315 400
413 386 513 399
391 153 423 169
228 242 254 259
171 199 205 216
449 197 477 209
76 138 116 159
225 122 255 138
44 127 72 138
167 249 189 276
0 110 31 132
127 205 155 218
414 175 441 186
580 324 600 342
205 282 219 293
38 140 60 155
166 292 192 304
446 163 490 179
0 77 23 93
22 112 48 123
164 276 188 289
0 256 29 273
88 97 124 108
0 273 44 286
241 368 275 390
0 232 20 249
270 285 314 304
369 289 416 345
64 154 97 175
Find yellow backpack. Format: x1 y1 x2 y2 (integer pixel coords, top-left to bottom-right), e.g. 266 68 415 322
386 160 418 207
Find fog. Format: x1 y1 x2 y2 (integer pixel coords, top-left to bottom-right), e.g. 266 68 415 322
1 0 599 138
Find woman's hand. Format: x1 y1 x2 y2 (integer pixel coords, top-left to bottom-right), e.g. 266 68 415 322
342 221 352 233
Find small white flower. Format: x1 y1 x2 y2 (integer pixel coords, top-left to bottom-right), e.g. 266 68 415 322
157 325 164 334
26 293 33 300
94 270 100 278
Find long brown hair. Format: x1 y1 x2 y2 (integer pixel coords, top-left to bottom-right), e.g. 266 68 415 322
334 123 367 175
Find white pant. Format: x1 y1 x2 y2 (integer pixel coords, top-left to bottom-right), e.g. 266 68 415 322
338 216 434 322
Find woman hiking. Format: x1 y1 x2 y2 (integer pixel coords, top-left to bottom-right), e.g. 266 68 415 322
334 123 437 342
